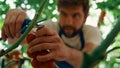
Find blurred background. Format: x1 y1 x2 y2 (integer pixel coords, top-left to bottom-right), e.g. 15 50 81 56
0 0 120 68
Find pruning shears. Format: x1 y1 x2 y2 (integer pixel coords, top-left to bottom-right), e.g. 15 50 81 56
0 18 46 41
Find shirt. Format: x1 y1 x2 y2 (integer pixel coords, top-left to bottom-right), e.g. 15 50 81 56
42 20 101 49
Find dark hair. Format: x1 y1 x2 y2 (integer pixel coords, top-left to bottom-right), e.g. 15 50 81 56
57 0 89 16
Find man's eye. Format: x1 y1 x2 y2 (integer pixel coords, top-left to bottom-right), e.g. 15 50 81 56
62 13 66 16
61 12 67 16
73 14 80 18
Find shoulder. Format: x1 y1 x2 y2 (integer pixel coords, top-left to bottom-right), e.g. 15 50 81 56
83 25 100 35
83 25 101 45
83 25 99 31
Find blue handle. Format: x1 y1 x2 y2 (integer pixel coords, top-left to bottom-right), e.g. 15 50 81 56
21 19 31 33
0 19 31 40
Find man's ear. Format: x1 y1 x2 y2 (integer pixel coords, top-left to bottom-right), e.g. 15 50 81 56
83 14 89 24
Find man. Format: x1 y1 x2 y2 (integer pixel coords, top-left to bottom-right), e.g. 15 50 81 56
1 0 101 68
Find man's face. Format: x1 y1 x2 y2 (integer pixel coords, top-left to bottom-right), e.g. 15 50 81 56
59 5 87 37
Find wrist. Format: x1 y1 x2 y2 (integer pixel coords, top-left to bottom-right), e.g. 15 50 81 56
65 47 83 68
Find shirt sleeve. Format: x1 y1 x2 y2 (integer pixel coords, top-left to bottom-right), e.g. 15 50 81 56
83 25 102 46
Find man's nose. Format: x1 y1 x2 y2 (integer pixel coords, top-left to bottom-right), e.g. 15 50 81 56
66 16 73 25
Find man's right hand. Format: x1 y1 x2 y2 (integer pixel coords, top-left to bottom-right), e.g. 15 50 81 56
1 9 27 41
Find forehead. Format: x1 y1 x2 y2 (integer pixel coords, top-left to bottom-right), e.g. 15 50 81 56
59 5 84 14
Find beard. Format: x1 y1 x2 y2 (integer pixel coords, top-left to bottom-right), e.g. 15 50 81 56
61 26 79 37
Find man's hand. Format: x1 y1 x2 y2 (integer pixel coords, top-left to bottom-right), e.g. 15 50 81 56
1 9 27 41
27 26 70 62
27 26 84 68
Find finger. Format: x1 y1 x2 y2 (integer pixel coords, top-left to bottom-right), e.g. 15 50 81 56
28 43 56 53
29 36 59 48
26 33 36 44
5 9 15 19
36 26 57 37
15 11 27 37
9 12 20 38
4 14 12 38
36 53 54 62
10 10 20 37
1 27 7 41
4 10 16 38
3 23 11 38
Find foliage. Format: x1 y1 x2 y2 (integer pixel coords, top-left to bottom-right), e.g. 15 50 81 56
0 0 58 19
96 0 120 19
0 0 10 18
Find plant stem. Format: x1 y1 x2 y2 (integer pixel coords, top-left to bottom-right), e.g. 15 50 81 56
1 59 5 68
0 0 48 57
91 16 120 57
81 16 120 68
106 46 120 54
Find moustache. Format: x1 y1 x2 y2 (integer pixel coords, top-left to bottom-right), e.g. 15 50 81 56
62 26 76 31
60 25 80 37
